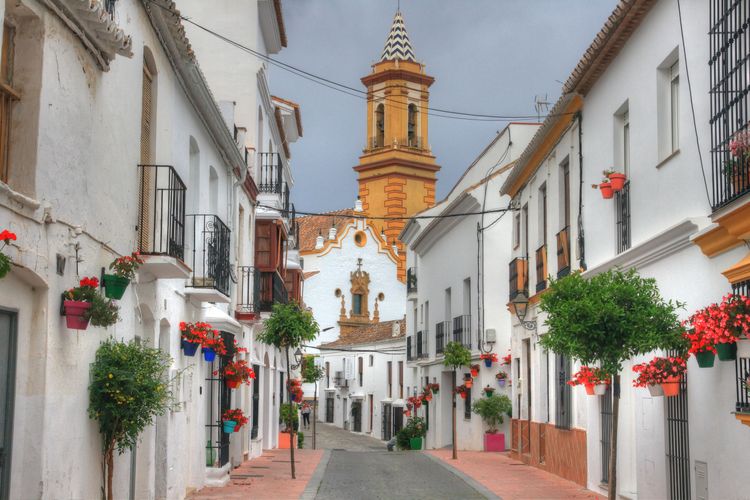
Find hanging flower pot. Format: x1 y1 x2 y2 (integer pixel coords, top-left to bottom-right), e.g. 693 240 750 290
484 386 495 397
484 359 493 368
222 420 237 434
202 347 216 362
470 364 480 377
497 378 506 388
715 342 737 361
647 384 664 397
181 340 200 357
593 384 608 396
404 409 411 417
480 353 498 368
430 384 439 394
64 300 92 330
599 182 614 199
464 376 473 389
425 393 433 402
584 383 595 396
608 173 626 191
459 392 467 400
660 375 681 397
234 424 241 433
102 274 130 300
226 379 240 389
693 350 715 368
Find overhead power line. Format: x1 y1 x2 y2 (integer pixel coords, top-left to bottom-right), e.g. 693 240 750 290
259 204 517 221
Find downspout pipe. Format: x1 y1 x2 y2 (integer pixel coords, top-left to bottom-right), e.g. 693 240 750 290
576 111 587 271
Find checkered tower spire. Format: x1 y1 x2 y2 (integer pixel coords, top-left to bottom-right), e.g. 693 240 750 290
380 10 416 62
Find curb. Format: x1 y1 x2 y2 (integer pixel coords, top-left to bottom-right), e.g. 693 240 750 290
422 452 501 500
300 449 331 500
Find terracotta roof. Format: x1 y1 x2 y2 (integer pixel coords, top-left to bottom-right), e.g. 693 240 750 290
273 0 288 48
303 270 319 280
320 319 406 348
296 209 357 253
272 95 303 137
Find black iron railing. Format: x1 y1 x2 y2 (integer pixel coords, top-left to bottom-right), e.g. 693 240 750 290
406 336 414 361
509 257 528 301
555 355 572 429
283 183 290 216
556 226 571 278
258 152 283 194
600 388 613 484
435 321 447 354
709 0 750 209
535 245 547 293
736 357 750 414
416 330 428 359
452 315 472 350
237 266 260 314
259 271 288 311
186 214 231 296
407 267 417 294
137 165 186 260
615 182 631 254
665 357 690 500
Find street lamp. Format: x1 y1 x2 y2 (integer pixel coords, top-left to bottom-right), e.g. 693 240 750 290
291 347 304 370
511 292 537 331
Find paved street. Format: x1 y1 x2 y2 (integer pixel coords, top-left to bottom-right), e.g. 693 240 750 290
311 422 386 450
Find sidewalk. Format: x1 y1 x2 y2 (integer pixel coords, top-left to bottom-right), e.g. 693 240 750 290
427 450 604 499
188 448 324 500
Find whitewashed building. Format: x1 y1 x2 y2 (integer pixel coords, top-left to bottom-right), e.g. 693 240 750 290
501 0 750 498
0 1 301 499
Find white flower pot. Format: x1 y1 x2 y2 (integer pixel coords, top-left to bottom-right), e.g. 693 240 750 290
647 384 664 397
593 384 608 396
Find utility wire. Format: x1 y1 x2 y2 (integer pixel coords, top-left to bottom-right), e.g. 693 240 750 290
303 344 405 354
261 205 516 221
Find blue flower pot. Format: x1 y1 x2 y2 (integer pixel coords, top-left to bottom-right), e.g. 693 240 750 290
202 347 216 362
182 340 199 357
223 421 237 434
484 359 493 368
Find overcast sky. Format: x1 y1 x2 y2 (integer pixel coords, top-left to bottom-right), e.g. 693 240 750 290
271 0 619 213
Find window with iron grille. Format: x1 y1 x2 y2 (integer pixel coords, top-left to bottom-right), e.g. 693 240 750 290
464 381 472 420
665 350 690 500
555 355 572 429
251 364 260 439
709 0 750 209
615 182 631 253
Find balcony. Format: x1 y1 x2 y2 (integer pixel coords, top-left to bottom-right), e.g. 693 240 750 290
416 330 428 359
556 227 571 278
452 315 472 350
258 152 283 194
509 257 529 301
259 270 288 312
333 371 348 388
185 214 232 302
235 266 260 321
136 165 190 279
535 245 548 293
407 267 417 297
736 357 750 427
435 321 448 354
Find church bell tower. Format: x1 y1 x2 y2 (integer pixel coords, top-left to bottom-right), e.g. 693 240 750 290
356 10 440 281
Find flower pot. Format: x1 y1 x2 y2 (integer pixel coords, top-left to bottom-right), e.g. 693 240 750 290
647 384 664 397
483 359 493 368
483 432 505 452
404 410 411 417
464 378 473 389
661 375 681 397
234 425 241 433
102 274 130 300
432 388 439 394
202 347 216 362
459 392 467 400
600 182 614 199
181 339 199 357
409 437 423 451
470 369 479 377
484 389 495 397
222 421 237 434
694 350 715 368
497 379 506 388
64 300 92 330
716 342 737 361
608 173 626 191
425 394 433 402
226 379 240 389
278 432 297 449
593 384 608 396
584 383 595 396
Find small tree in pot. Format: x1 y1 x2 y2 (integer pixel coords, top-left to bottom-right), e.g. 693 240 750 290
472 394 512 452
443 341 471 460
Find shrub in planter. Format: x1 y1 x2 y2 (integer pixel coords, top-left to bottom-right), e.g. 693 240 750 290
567 366 610 396
403 416 426 451
472 394 512 452
279 402 299 431
88 338 172 500
480 352 498 368
396 427 411 450
103 253 143 299
0 229 16 279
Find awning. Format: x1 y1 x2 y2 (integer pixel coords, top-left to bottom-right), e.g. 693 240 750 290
201 304 242 335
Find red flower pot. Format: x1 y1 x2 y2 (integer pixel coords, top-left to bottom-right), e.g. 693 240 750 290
234 425 241 433
64 300 92 330
425 394 432 402
584 383 595 396
599 182 614 199
459 392 467 399
464 378 473 389
661 375 681 397
470 369 479 377
608 173 626 191
226 379 240 389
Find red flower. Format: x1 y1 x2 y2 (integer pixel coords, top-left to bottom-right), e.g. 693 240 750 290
568 366 610 387
480 353 498 362
632 356 686 387
0 230 16 242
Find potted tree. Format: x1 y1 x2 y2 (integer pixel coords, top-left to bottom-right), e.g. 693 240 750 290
472 393 512 452
103 253 143 300
539 269 685 500
257 302 319 479
88 338 172 500
0 229 16 279
278 402 299 448
443 341 471 460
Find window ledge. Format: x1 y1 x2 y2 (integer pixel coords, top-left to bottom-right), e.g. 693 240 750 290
655 148 680 169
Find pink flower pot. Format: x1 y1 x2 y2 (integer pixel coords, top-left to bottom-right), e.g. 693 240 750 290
484 432 505 452
64 300 92 330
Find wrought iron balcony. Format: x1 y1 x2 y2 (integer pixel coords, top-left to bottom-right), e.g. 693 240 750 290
536 244 548 293
407 267 417 294
259 270 288 312
236 266 260 319
137 165 186 261
452 315 472 350
508 257 529 301
258 152 283 194
736 357 750 414
556 226 571 278
416 330 428 359
185 214 232 297
435 321 448 354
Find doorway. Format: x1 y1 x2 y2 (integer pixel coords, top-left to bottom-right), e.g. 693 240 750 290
368 395 374 434
0 310 17 500
382 403 392 440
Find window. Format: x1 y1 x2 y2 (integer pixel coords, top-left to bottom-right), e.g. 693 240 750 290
623 112 630 174
615 105 631 253
369 354 374 367
408 103 418 147
555 355 572 429
513 210 521 249
561 160 570 229
0 22 17 183
251 363 260 439
658 51 680 160
325 361 330 387
358 357 363 386
669 61 679 153
398 361 404 398
352 293 363 315
387 361 392 398
354 231 366 247
375 104 385 148
444 287 452 323
522 204 529 257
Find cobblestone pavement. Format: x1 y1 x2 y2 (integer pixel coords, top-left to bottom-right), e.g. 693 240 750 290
309 421 385 450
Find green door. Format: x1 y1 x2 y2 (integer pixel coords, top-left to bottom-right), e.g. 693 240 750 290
0 310 17 500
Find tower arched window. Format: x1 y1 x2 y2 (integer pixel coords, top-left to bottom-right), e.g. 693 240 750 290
408 103 418 147
375 103 385 148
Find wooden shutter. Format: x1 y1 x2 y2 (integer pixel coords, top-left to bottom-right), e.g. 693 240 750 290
255 221 272 269
138 66 154 251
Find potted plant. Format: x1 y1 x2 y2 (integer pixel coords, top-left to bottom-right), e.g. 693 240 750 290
404 416 427 451
470 363 480 377
483 385 495 397
403 408 412 417
422 387 433 402
218 359 255 389
103 253 143 300
463 373 474 388
455 384 469 399
567 366 610 396
443 341 471 460
604 169 627 191
472 394 512 452
0 229 16 279
429 383 440 394
595 175 614 199
480 352 498 368
683 326 716 368
685 294 750 363
496 371 509 387
725 129 749 193
502 353 512 366
632 356 687 397
63 277 120 330
222 408 248 433
201 329 227 362
179 321 212 357
288 379 304 402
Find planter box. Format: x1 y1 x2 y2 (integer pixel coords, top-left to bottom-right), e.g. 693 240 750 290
484 432 505 452
278 432 298 449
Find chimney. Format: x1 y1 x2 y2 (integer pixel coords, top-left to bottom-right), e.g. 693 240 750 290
329 224 337 240
354 196 363 212
315 230 324 249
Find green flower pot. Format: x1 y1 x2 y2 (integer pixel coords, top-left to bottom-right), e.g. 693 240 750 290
409 437 422 451
716 342 737 361
694 350 715 368
103 274 130 300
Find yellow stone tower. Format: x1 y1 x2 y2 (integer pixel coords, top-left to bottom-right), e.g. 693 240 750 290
356 10 439 281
